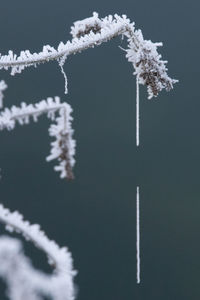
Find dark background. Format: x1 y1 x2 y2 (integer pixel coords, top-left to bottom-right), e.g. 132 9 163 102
0 0 199 299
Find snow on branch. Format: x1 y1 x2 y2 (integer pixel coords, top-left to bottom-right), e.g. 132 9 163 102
0 12 177 99
0 97 75 179
0 204 76 300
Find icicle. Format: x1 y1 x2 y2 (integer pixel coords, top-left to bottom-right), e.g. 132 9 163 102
136 186 140 284
136 76 140 147
58 54 68 94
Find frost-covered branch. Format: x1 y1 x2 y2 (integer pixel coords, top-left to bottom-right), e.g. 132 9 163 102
0 12 177 99
0 11 178 299
0 97 75 179
0 204 76 300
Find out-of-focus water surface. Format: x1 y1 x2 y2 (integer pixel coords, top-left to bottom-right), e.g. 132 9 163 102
0 0 199 299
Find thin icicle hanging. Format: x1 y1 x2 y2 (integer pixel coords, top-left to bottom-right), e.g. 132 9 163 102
136 76 140 147
58 54 68 94
136 186 140 284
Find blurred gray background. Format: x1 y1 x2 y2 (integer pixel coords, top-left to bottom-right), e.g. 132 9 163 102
0 0 199 299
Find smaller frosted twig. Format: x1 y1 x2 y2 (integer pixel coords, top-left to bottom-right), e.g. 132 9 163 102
0 204 76 300
136 186 140 284
46 102 75 179
0 97 75 179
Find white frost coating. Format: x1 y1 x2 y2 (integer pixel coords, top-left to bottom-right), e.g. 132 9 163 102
70 12 102 38
0 13 177 99
124 28 178 99
0 80 7 108
0 97 75 179
136 186 140 284
46 102 76 179
0 204 76 300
